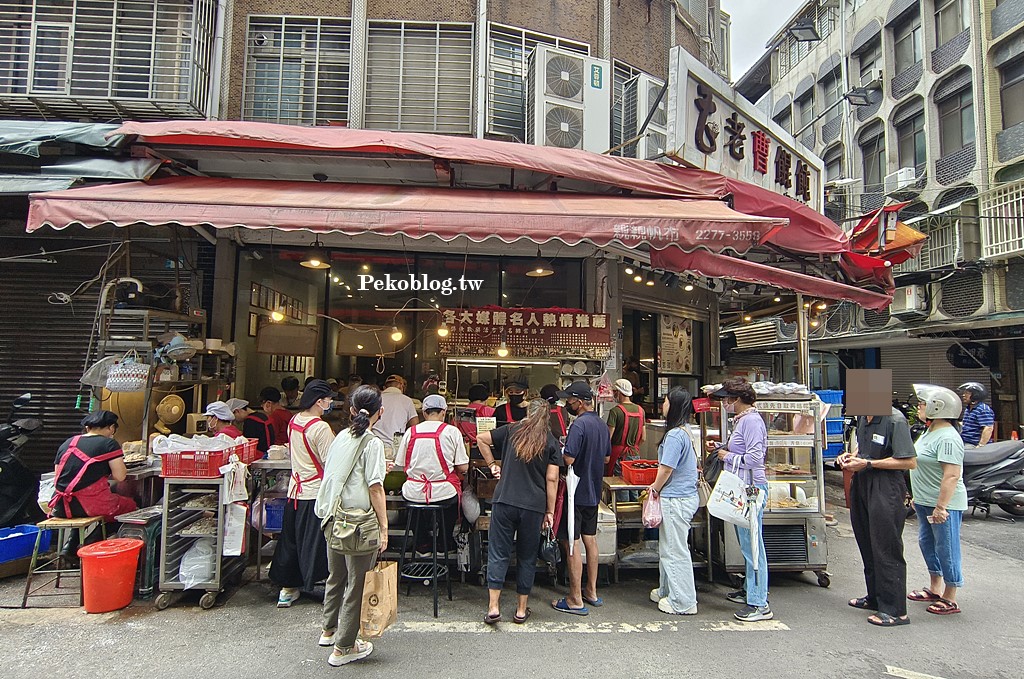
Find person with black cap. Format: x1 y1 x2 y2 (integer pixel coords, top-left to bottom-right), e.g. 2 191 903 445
237 395 275 454
255 386 293 446
495 379 529 425
281 376 303 409
540 383 570 442
551 380 610 616
271 378 335 608
455 383 495 456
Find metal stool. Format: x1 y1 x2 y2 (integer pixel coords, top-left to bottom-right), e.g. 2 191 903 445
22 516 106 608
397 502 452 618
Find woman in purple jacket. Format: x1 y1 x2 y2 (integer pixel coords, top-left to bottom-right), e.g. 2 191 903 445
709 379 771 622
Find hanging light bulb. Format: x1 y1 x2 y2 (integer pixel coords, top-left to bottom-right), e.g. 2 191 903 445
633 271 643 283
683 276 695 292
332 275 339 283
644 271 655 286
437 323 450 338
271 309 285 322
743 314 752 322
624 265 635 275
496 340 510 358
773 292 782 303
526 248 554 277
356 344 364 350
809 319 820 328
301 238 331 269
390 326 403 342
816 300 828 310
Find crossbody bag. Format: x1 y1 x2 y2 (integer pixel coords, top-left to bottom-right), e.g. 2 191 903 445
327 434 381 554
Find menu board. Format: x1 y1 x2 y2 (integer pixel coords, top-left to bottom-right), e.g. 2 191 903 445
438 307 611 359
659 315 693 374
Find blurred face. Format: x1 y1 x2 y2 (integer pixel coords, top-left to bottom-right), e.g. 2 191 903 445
232 408 247 420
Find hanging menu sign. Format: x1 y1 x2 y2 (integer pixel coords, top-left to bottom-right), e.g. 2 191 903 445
658 315 693 374
438 307 611 359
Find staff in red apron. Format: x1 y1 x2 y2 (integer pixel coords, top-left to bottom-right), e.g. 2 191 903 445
204 401 242 438
397 394 469 554
494 379 528 426
271 380 334 608
606 379 646 477
231 396 275 454
49 410 138 555
455 384 495 454
541 383 570 442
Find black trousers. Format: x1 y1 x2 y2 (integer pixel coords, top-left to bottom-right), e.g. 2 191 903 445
270 499 330 590
849 469 909 617
486 502 545 595
412 496 459 554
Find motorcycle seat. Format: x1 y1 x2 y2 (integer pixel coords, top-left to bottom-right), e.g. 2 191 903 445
963 441 1024 466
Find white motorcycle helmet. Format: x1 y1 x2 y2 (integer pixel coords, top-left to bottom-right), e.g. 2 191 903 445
912 383 963 420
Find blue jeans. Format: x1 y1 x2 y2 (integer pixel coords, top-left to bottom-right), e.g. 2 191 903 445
656 494 699 612
915 504 964 588
734 484 769 607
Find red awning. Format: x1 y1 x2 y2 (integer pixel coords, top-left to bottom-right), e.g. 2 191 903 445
850 204 927 265
26 176 785 254
650 249 893 311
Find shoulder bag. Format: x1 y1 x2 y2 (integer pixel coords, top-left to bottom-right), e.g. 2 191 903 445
327 434 381 554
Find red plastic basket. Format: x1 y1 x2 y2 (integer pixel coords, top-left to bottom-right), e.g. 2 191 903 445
160 439 261 478
620 460 659 486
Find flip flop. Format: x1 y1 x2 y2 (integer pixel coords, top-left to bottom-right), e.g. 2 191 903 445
848 597 875 610
513 608 532 624
551 598 589 616
927 600 961 615
907 589 942 602
483 612 501 625
582 595 604 607
868 612 910 627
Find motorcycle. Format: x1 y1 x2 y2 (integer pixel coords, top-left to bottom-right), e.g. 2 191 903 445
0 393 45 528
963 440 1024 518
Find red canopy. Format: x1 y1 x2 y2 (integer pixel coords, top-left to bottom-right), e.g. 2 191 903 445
850 203 927 265
650 249 892 311
26 176 785 254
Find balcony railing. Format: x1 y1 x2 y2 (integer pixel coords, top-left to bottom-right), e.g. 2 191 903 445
893 217 960 273
980 178 1024 261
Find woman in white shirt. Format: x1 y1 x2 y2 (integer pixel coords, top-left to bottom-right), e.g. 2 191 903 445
315 385 388 667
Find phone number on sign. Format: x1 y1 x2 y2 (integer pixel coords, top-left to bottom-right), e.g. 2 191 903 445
695 230 762 241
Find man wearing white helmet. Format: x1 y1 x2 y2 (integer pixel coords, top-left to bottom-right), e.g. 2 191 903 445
958 382 994 446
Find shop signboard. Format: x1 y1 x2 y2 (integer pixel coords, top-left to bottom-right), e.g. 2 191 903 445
666 47 823 211
438 307 611 359
658 314 693 374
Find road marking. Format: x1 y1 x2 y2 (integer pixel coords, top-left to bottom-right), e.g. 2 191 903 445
885 667 948 679
390 619 790 634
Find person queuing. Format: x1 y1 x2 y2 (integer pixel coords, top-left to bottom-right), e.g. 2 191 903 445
494 379 528 425
476 399 560 625
958 382 995 446
280 376 303 409
455 383 495 457
339 374 363 401
606 379 646 477
204 401 242 438
539 384 569 442
709 378 772 622
315 385 388 667
646 388 699 615
396 394 468 554
839 406 917 627
49 410 138 557
908 384 968 617
552 381 610 616
271 379 334 608
373 374 419 455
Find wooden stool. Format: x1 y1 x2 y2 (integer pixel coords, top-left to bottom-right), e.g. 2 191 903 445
22 516 106 608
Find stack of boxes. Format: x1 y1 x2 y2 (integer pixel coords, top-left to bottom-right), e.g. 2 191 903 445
815 390 845 461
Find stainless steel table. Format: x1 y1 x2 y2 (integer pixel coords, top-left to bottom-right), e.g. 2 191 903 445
251 458 291 581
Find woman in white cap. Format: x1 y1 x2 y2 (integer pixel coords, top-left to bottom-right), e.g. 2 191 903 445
606 378 646 477
205 401 242 438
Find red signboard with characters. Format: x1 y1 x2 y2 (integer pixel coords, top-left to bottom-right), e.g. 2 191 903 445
692 397 713 413
438 307 611 359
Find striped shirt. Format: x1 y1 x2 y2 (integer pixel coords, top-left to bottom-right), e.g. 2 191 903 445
960 402 994 446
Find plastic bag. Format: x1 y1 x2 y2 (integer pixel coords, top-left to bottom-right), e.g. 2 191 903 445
461 485 481 524
179 538 216 589
642 489 663 529
37 472 55 513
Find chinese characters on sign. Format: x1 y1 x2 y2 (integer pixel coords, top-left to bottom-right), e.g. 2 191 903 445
725 113 746 161
751 130 770 175
774 147 792 190
437 308 611 360
658 315 693 374
694 84 718 154
794 160 811 202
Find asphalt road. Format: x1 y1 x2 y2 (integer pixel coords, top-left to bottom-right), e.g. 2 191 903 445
2 506 1022 679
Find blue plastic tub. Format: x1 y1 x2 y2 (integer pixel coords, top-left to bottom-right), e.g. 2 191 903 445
0 525 52 563
814 390 844 405
824 441 845 460
264 497 286 533
825 419 845 435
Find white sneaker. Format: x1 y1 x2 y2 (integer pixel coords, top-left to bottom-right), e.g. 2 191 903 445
318 630 335 647
277 587 301 608
328 640 373 667
650 588 662 604
658 597 698 615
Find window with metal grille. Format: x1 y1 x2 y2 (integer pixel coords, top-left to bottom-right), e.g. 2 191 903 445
242 16 351 126
487 23 589 140
938 86 974 156
365 21 473 134
611 60 643 156
980 177 1024 260
857 39 882 86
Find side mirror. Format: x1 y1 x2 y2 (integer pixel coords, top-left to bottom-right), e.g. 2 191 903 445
12 393 31 409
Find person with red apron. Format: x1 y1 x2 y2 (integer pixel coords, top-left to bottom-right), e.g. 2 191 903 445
397 394 469 554
234 394 277 454
270 380 334 608
541 383 570 443
49 410 138 555
455 384 495 458
204 401 242 438
606 379 647 477
494 379 528 426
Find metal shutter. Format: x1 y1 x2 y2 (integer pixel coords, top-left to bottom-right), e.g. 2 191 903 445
882 344 991 402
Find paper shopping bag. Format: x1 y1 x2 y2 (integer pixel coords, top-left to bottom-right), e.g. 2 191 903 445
360 561 398 639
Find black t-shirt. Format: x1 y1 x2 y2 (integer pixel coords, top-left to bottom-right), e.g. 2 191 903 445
856 408 916 462
494 402 527 425
489 423 562 514
54 435 123 491
243 412 276 453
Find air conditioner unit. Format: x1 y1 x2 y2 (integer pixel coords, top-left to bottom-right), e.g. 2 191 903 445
860 68 883 90
526 45 611 153
857 305 902 331
931 270 998 322
622 73 668 161
890 284 928 318
884 167 916 194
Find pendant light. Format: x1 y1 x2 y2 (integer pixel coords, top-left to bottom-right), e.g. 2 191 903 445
301 238 331 269
525 248 554 277
496 340 510 358
390 326 403 342
437 323 450 338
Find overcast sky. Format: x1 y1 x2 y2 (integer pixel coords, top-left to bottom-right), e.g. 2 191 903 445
724 0 805 81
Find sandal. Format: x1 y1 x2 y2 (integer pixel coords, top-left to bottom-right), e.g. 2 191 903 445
483 612 501 625
927 599 961 615
868 612 910 627
907 589 942 602
513 608 532 624
848 597 875 610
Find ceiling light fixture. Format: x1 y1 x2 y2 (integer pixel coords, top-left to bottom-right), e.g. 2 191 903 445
496 340 510 358
390 326 403 342
743 314 752 322
437 323 450 338
300 238 331 269
526 248 554 277
644 271 655 287
809 319 820 328
816 300 828 310
773 294 782 303
271 308 285 322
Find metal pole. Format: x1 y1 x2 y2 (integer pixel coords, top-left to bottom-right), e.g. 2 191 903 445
796 293 810 385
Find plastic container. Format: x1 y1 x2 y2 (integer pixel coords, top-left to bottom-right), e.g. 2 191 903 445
824 441 844 460
263 497 286 533
160 439 261 478
621 460 659 485
0 525 51 563
78 538 144 613
814 390 844 405
825 419 845 436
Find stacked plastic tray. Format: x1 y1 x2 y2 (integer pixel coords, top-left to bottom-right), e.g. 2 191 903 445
815 390 845 460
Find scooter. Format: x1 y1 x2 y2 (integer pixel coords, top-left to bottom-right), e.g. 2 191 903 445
0 393 45 528
963 440 1024 520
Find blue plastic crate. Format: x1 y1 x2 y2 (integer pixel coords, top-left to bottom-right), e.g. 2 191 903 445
824 441 845 460
815 390 844 405
826 419 845 435
264 497 286 533
0 525 52 563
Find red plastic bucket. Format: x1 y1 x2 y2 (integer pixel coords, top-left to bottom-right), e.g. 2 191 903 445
78 538 144 613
